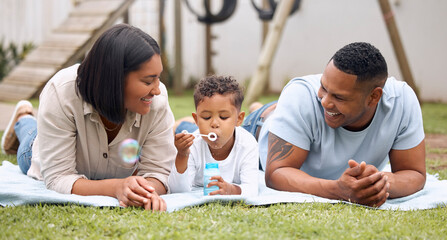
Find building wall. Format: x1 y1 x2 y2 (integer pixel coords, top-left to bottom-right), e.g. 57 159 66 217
0 0 73 46
1 0 446 102
128 0 159 40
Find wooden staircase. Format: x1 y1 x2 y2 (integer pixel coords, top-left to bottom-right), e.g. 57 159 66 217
0 0 135 101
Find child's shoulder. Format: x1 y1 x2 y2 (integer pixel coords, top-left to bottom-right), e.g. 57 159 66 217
235 126 258 146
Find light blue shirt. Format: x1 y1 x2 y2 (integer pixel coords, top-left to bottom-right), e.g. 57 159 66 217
259 74 424 180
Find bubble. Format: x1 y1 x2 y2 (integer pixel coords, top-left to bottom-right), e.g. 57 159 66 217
119 138 140 164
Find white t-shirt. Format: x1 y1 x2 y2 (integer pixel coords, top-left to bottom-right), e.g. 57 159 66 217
168 126 259 196
259 74 424 180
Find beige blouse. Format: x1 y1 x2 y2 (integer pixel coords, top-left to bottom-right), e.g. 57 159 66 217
27 64 176 194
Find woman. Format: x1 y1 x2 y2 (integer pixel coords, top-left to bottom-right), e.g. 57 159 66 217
1 24 176 211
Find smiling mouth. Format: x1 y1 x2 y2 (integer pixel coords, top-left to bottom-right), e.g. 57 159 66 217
326 111 341 117
141 97 152 102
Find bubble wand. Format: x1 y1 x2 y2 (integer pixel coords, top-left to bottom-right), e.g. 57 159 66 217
181 130 217 142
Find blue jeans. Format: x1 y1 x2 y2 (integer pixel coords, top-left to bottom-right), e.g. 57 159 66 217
241 101 277 139
15 117 37 174
175 121 199 134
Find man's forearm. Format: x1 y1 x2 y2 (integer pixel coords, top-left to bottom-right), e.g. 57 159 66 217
384 170 426 198
268 166 389 207
267 167 341 200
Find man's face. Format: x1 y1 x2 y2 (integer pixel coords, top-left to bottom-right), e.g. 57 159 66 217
317 60 377 131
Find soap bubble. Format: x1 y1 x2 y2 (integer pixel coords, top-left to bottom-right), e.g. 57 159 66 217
119 138 140 164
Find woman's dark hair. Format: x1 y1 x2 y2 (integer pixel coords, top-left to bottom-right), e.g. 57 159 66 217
76 24 160 124
193 75 244 111
331 42 388 90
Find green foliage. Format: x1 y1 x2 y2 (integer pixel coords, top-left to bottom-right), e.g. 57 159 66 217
0 40 34 81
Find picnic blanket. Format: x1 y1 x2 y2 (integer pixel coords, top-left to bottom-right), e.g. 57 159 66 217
1 160 446 212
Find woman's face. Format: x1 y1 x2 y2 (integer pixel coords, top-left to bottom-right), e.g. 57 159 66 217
124 54 162 115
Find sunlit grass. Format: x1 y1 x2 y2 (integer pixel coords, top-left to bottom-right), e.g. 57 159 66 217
1 202 446 239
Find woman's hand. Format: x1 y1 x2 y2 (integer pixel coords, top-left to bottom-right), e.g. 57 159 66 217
143 190 167 212
208 176 241 195
116 176 167 211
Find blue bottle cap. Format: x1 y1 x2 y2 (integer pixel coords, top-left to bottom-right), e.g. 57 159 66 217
205 162 218 169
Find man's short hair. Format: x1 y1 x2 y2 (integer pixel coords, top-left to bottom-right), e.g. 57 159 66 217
76 24 160 124
193 75 244 111
331 42 388 89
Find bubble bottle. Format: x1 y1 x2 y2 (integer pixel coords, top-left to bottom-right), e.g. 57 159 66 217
203 162 220 196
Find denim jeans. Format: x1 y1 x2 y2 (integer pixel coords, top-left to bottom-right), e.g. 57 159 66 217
15 116 37 174
175 121 199 134
241 100 277 139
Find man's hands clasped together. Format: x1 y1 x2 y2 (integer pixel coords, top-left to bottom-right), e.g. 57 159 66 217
337 160 390 207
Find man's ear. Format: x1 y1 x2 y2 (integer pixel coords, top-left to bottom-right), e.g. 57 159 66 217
236 111 245 126
192 112 198 125
368 87 383 106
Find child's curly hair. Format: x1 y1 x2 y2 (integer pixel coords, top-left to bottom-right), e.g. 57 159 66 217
193 75 244 111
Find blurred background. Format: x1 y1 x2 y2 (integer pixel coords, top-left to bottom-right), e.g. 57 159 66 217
0 0 446 103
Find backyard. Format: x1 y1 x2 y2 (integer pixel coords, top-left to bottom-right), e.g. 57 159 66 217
1 94 446 239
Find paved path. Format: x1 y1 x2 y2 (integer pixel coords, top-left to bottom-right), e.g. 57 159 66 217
0 102 38 131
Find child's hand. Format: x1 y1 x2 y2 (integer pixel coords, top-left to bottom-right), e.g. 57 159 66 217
174 133 195 157
208 176 242 195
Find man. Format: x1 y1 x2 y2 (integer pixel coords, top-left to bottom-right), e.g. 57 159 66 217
256 42 426 207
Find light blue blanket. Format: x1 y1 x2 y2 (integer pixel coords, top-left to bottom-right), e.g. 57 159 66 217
1 161 446 212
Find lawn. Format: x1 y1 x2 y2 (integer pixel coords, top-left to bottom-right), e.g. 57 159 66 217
1 94 447 239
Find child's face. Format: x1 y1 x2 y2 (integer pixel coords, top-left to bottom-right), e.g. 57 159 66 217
192 94 245 151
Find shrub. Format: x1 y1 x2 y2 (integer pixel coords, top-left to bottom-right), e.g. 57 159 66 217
0 39 34 81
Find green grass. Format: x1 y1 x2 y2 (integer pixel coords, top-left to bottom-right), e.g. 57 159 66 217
1 97 447 239
1 203 446 239
422 102 447 134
